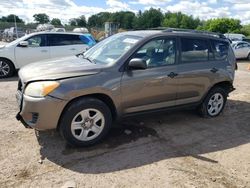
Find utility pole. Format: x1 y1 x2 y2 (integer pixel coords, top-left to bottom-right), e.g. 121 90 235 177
14 15 18 39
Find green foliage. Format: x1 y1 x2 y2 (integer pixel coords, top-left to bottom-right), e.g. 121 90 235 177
198 18 242 34
0 14 24 23
33 13 50 24
110 11 135 29
51 18 62 26
133 8 164 29
87 12 113 28
69 15 87 27
163 12 201 29
240 24 250 37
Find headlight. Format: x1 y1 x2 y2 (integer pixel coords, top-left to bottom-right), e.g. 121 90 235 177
24 81 60 97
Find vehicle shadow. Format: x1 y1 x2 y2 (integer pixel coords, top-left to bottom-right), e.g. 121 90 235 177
37 99 250 174
0 75 18 82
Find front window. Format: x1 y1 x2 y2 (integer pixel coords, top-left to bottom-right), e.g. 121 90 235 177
84 34 142 65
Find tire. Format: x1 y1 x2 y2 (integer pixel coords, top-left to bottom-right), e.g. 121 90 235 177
0 58 15 78
59 97 112 147
198 87 227 118
248 53 250 61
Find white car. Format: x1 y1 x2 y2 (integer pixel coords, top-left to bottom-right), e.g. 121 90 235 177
0 32 96 78
232 41 250 60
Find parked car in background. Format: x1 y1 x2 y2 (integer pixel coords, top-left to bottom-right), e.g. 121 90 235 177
73 27 89 33
224 33 245 42
232 41 250 60
51 28 66 32
7 27 26 41
2 28 10 41
16 29 236 146
0 32 96 78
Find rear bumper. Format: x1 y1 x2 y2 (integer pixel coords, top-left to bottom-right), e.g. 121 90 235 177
16 92 67 130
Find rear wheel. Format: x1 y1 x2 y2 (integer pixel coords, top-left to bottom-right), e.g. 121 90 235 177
248 53 250 61
198 87 227 118
0 58 15 78
59 98 112 147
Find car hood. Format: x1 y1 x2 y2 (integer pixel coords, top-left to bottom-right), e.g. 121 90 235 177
19 56 104 83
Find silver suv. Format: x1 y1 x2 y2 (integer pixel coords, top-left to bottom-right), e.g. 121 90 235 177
16 29 236 146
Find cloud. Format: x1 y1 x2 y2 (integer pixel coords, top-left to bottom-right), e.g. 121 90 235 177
106 0 129 9
164 1 231 20
129 0 171 6
0 0 135 24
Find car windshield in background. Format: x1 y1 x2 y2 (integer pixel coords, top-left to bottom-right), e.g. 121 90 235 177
84 34 142 65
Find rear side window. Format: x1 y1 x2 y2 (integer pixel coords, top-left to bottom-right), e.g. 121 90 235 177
181 38 209 62
49 34 83 46
211 40 229 60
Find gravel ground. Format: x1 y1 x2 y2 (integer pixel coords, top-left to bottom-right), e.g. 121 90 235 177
0 58 249 188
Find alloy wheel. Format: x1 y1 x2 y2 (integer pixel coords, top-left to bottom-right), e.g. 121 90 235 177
71 108 105 141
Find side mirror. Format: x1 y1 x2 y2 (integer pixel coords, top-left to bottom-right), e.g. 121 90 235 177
128 58 147 70
19 41 28 47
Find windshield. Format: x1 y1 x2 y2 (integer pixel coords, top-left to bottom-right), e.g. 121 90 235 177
84 34 142 65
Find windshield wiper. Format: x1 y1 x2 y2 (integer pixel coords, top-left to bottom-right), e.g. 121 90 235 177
84 57 96 64
76 53 96 64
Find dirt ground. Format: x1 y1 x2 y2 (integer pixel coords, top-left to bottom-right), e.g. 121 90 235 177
0 61 249 188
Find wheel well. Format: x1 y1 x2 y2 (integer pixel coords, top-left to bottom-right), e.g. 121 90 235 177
0 57 16 69
57 93 117 130
210 81 234 95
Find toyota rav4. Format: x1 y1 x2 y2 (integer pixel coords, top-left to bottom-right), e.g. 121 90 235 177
16 29 236 146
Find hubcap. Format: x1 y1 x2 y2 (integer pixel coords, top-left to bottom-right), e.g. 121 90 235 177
0 61 10 76
207 93 224 116
71 109 105 141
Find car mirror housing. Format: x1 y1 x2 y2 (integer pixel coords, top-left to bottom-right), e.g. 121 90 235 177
19 41 28 47
128 58 147 70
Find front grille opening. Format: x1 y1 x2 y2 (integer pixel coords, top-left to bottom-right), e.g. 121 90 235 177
30 113 39 124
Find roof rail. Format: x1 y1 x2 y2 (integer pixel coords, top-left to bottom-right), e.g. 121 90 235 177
163 28 226 39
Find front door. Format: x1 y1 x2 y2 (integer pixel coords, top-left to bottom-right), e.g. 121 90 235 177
121 37 178 114
15 34 50 67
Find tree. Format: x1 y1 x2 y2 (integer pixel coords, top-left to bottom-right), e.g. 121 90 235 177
109 11 135 29
162 12 201 29
198 18 242 33
69 15 87 27
133 8 164 29
33 13 50 24
88 12 112 28
0 14 24 23
241 24 250 37
51 18 62 26
77 15 87 27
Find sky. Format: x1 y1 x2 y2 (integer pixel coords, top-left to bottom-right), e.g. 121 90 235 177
0 0 250 24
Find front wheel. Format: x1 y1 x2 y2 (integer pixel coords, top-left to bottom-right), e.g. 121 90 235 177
59 98 112 147
198 87 227 118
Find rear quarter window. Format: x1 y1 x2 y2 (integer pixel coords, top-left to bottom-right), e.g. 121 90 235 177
211 40 229 60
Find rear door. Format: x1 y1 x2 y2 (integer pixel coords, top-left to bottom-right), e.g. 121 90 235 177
48 34 88 58
175 37 228 105
15 34 50 67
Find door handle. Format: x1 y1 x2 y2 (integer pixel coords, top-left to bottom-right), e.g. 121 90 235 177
70 48 76 51
168 72 178 78
41 50 48 53
210 67 218 73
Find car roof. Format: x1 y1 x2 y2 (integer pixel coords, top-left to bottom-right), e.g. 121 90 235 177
120 30 228 41
30 31 87 36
